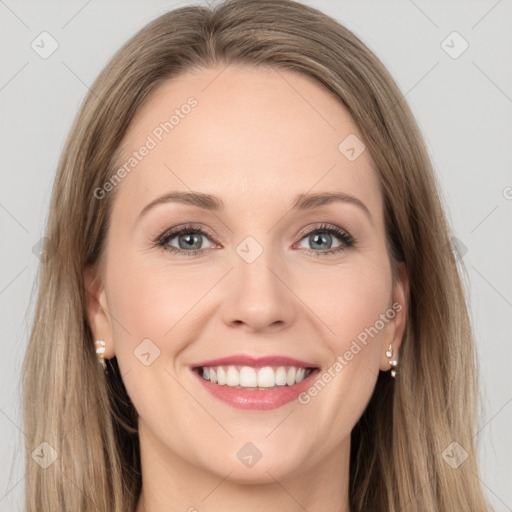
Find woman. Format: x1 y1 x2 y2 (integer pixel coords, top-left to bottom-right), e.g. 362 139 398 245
22 0 490 510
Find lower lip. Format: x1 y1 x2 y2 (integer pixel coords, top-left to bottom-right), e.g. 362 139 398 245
192 368 319 410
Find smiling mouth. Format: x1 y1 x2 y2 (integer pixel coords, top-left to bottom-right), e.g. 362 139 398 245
194 365 318 390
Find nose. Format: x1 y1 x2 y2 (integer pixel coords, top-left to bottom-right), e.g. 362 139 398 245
219 248 298 333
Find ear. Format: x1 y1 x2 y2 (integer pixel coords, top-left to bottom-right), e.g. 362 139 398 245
379 262 409 371
83 265 115 359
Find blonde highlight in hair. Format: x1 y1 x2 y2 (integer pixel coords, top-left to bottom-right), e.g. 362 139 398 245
22 1 490 510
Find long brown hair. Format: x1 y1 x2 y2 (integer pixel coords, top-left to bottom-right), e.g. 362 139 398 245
22 0 490 510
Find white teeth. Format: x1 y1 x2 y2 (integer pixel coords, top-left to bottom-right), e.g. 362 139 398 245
217 367 226 385
275 367 287 386
257 367 275 388
239 366 257 387
226 366 239 386
199 365 314 388
286 366 296 386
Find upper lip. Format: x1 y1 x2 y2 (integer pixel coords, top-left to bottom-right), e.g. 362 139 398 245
191 354 318 369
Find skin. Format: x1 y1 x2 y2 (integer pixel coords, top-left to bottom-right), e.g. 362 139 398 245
85 64 408 512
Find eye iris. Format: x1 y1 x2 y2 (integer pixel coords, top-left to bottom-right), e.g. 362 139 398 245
310 232 332 250
179 232 202 250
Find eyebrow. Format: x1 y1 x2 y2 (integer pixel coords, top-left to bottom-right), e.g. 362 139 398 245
137 190 373 224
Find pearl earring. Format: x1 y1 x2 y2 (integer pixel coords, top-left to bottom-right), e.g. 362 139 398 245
386 343 398 378
95 340 107 370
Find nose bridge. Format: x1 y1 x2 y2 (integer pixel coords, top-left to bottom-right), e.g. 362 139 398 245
220 235 296 331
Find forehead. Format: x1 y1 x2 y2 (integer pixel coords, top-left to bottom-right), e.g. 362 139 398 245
112 64 381 221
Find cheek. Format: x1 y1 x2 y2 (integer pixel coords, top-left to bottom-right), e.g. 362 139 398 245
107 243 392 365
106 257 210 357
299 257 392 357
103 255 211 428
294 259 392 427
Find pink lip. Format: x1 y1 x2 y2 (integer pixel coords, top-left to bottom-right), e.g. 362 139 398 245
191 354 317 369
191 366 320 411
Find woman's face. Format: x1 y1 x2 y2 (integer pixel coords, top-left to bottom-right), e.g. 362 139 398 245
86 64 407 484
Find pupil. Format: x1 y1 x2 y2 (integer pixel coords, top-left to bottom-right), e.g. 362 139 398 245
179 233 201 250
311 232 331 250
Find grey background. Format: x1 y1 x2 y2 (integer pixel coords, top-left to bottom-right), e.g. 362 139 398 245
1 0 511 510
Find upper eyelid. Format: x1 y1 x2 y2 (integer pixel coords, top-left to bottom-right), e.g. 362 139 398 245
295 223 352 240
158 224 218 243
158 223 353 247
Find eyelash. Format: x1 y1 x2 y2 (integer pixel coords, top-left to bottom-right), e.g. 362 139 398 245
154 223 356 258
